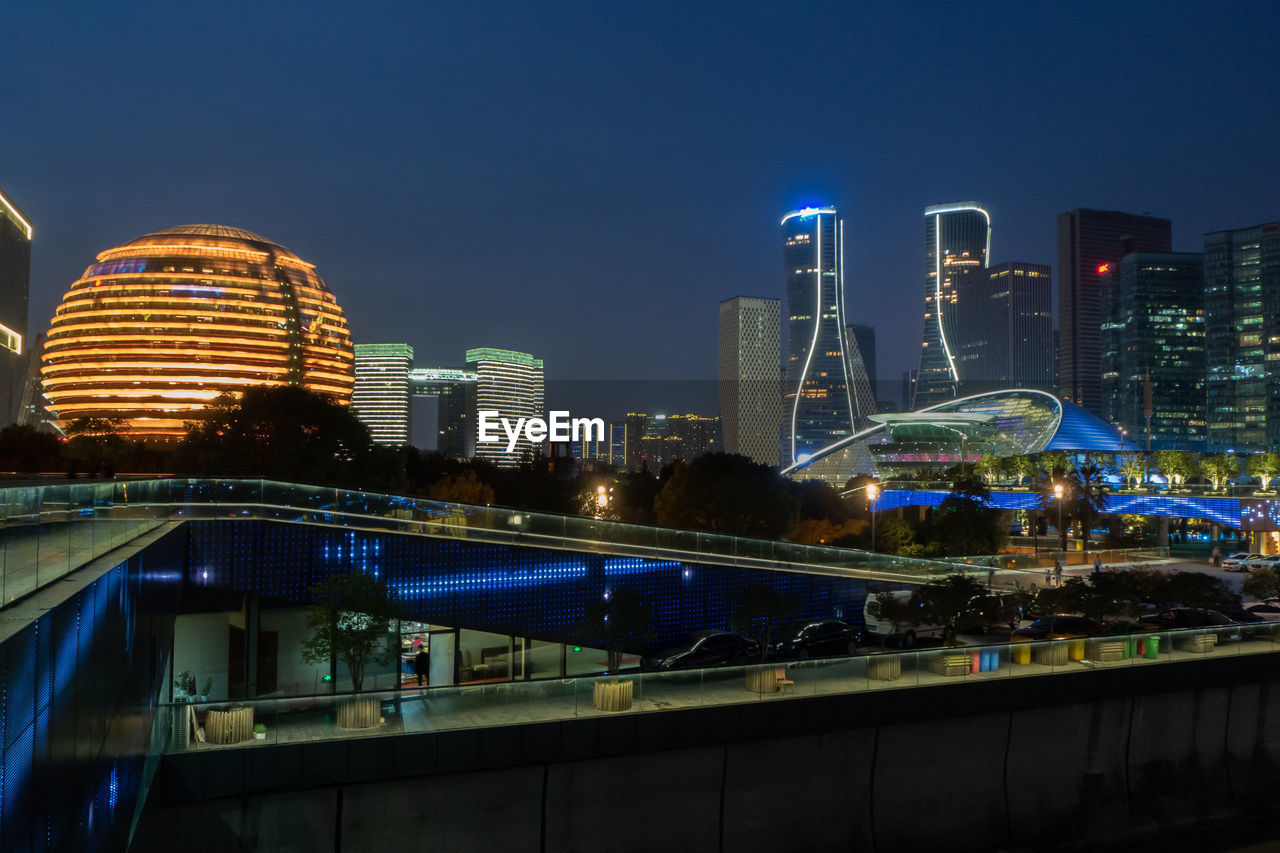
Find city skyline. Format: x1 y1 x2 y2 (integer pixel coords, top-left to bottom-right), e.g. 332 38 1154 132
4 4 1279 393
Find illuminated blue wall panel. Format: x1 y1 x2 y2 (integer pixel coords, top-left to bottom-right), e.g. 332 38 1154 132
185 520 871 647
881 489 1245 527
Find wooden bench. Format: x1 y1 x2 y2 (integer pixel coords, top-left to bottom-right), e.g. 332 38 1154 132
928 654 971 677
1175 634 1217 653
1088 640 1127 662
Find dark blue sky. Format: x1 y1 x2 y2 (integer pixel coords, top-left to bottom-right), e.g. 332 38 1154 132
3 1 1278 401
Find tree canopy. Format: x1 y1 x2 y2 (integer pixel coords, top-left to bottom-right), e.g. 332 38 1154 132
654 453 799 538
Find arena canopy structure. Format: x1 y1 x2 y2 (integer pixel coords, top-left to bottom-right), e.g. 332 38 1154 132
41 224 354 438
781 389 1140 485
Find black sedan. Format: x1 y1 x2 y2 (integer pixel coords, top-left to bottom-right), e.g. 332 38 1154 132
1138 608 1234 629
1011 615 1109 641
771 620 860 660
640 630 761 671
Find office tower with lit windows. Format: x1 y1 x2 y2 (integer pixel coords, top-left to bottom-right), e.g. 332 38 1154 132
351 343 414 445
1057 209 1172 416
1101 253 1205 451
1204 221 1280 452
0 185 32 426
718 296 781 465
958 262 1053 394
846 323 877 403
781 206 870 466
40 224 354 438
914 202 991 407
465 347 544 466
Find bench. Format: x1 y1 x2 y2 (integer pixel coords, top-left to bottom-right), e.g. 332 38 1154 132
928 654 971 677
1088 640 1127 662
1175 633 1216 653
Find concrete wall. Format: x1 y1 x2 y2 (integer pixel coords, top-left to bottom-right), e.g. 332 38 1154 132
172 613 230 700
134 658 1280 853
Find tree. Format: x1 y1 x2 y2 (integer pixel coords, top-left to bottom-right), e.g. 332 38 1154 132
1116 452 1146 488
872 590 921 640
654 454 799 538
579 588 653 675
1066 461 1110 556
1243 567 1280 601
174 387 396 488
0 424 63 472
301 571 401 692
1247 452 1280 491
427 470 495 505
64 416 126 475
913 573 986 646
733 584 799 662
1153 450 1196 487
1201 453 1239 490
929 469 1007 556
1161 571 1240 613
978 453 1005 484
871 516 914 554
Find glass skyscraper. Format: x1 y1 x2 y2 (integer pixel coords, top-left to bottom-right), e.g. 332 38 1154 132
781 206 870 466
1101 253 1205 451
1057 209 1172 416
1204 221 1280 452
914 202 991 408
959 261 1053 394
0 185 32 427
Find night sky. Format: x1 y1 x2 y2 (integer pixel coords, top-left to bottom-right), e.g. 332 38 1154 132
3 1 1279 407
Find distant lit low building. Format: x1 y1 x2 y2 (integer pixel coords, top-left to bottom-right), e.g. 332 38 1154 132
783 389 1138 485
40 224 354 438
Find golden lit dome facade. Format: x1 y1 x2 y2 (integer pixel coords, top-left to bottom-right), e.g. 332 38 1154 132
41 224 355 438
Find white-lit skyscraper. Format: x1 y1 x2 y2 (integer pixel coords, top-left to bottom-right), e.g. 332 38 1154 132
466 347 544 466
782 206 871 466
352 343 414 445
719 296 781 465
915 202 991 407
0 185 32 427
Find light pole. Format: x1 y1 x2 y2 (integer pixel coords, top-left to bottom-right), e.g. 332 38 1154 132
1053 482 1065 554
867 483 879 553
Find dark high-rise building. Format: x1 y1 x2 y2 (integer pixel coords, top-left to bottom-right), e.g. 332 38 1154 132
638 413 721 470
0 185 32 427
847 323 877 402
781 206 870 465
719 296 781 465
1057 209 1172 416
1204 221 1280 452
915 202 991 407
900 369 917 411
956 262 1053 394
408 367 477 456
1101 253 1205 451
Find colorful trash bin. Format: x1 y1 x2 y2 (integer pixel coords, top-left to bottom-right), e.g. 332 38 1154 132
1144 635 1160 659
1012 643 1030 665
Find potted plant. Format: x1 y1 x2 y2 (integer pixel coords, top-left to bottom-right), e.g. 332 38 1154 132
173 670 193 701
253 723 267 741
200 677 213 702
301 571 401 729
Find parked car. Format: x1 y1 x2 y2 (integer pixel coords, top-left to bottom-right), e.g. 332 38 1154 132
771 619 860 659
1247 554 1280 572
640 630 761 670
863 590 943 648
1221 552 1258 570
1138 608 1234 629
1011 615 1109 641
967 593 1032 633
1244 599 1280 620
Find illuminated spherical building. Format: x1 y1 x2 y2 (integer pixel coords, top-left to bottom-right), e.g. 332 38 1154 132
41 224 354 438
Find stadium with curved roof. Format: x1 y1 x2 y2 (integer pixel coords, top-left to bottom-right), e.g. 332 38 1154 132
782 388 1140 484
41 224 354 438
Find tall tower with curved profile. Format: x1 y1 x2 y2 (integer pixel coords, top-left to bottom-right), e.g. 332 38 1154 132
781 206 872 466
0 185 32 427
914 202 991 408
41 224 354 438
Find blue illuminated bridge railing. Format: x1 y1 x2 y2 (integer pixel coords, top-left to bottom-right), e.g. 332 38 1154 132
878 487 1258 528
0 478 1052 610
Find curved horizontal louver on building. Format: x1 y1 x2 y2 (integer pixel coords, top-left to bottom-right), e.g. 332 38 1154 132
41 224 354 438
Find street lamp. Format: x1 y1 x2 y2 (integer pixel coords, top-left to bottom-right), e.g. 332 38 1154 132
867 483 879 553
1053 482 1065 553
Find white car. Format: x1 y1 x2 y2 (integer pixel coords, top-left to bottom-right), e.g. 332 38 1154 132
1222 552 1257 570
863 590 943 648
1246 554 1280 572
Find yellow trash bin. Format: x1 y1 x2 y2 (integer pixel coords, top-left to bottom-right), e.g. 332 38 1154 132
1068 639 1085 661
1012 643 1031 665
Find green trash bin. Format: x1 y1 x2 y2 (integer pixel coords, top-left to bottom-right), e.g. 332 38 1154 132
1144 635 1160 659
1125 637 1137 659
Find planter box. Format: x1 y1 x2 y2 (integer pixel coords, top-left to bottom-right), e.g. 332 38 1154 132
337 697 381 729
592 679 633 712
1033 643 1069 666
206 707 254 744
866 655 901 681
1088 640 1127 662
1175 634 1216 653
